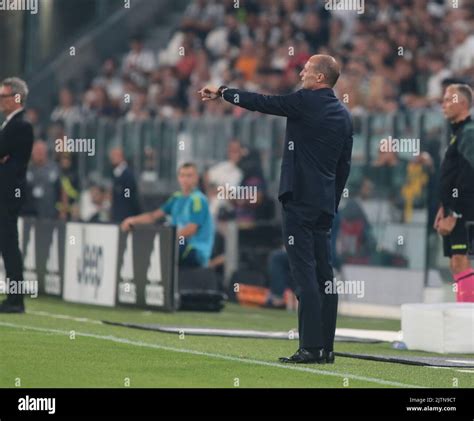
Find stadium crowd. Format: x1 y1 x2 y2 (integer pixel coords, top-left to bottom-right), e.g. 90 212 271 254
40 0 474 125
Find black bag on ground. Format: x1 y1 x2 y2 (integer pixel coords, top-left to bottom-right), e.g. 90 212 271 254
178 267 226 312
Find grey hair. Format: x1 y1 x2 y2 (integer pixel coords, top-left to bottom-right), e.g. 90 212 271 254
449 83 473 107
1 77 29 104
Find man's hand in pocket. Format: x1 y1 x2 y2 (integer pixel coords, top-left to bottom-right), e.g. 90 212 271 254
437 215 457 236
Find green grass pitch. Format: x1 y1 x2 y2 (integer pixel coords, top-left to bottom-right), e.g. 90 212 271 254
0 297 472 388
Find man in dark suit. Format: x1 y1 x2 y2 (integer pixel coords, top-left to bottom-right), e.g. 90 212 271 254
109 146 142 224
199 55 353 364
0 78 34 313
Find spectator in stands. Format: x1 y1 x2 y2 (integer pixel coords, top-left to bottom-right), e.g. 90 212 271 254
339 178 377 265
208 139 244 187
47 120 66 148
335 58 369 112
175 33 199 83
25 107 45 139
125 89 151 122
399 152 433 223
301 11 328 52
24 140 61 219
79 174 111 223
109 146 141 224
50 87 83 127
57 152 81 221
87 181 110 223
449 21 474 75
235 38 259 82
92 58 124 107
207 139 244 218
121 162 215 268
369 148 403 199
82 85 120 119
181 0 225 40
122 34 156 83
427 54 452 103
205 13 243 58
150 66 182 118
235 148 270 227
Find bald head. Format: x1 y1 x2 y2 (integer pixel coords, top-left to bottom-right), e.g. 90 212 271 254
300 55 341 89
31 141 48 166
109 147 125 168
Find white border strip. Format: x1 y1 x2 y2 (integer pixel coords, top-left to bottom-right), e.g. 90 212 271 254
0 321 421 388
28 311 401 342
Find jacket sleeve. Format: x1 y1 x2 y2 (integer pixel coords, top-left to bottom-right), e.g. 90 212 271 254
335 134 353 212
458 126 474 169
453 125 474 212
222 88 304 119
0 121 33 158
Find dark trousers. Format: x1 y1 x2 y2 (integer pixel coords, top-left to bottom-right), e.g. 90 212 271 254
0 204 24 306
282 199 338 351
178 241 202 268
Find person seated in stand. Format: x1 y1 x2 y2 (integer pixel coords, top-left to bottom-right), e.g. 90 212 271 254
121 162 214 268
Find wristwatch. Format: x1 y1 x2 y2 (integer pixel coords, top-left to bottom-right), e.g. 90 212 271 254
218 85 229 97
448 209 463 219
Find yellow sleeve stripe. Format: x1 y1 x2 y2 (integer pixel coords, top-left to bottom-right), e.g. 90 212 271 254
192 195 202 213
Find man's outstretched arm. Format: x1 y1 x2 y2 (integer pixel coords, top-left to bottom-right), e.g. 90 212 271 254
120 208 165 231
198 85 303 119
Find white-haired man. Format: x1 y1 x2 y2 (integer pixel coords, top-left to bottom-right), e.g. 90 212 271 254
0 77 34 313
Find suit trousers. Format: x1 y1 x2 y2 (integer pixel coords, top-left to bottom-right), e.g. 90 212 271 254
282 199 338 350
0 203 24 306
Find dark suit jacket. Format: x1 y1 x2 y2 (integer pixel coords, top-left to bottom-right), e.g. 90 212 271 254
0 109 34 209
222 87 353 215
111 165 142 223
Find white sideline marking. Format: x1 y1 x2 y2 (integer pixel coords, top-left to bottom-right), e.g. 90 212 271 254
28 310 102 324
0 321 421 388
28 311 401 343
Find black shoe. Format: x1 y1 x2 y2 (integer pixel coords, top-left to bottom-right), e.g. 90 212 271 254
0 300 25 314
326 351 335 364
279 348 326 364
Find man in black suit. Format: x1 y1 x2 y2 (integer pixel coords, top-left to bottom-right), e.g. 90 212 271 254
199 55 353 364
109 146 142 224
0 77 34 313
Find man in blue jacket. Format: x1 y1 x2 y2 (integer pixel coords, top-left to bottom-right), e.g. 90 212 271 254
199 55 353 364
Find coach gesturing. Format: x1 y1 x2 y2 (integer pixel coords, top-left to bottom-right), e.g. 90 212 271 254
199 55 353 364
0 78 34 313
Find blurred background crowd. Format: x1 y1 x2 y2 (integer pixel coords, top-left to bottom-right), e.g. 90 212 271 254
29 0 474 124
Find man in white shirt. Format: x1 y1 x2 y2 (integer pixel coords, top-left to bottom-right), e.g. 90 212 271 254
450 22 474 75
